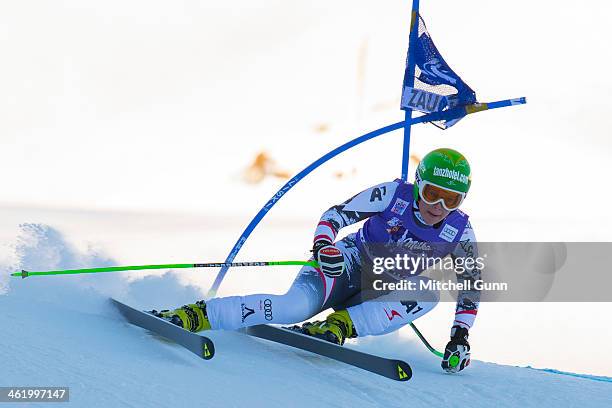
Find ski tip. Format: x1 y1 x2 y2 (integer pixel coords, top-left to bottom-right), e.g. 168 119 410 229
394 361 412 381
109 298 122 308
201 338 215 360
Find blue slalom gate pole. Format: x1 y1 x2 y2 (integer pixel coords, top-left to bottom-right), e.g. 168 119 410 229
206 121 405 297
206 97 525 297
409 97 527 125
401 0 420 181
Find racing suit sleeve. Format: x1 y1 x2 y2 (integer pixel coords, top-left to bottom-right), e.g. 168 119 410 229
449 221 481 332
313 181 397 243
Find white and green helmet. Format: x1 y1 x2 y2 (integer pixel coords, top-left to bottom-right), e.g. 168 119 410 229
414 148 471 203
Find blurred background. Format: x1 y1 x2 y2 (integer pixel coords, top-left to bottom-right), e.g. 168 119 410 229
1 0 611 375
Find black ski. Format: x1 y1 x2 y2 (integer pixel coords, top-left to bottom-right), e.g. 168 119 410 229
241 325 412 382
110 298 215 360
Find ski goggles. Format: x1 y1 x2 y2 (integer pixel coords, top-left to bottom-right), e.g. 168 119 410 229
418 182 465 211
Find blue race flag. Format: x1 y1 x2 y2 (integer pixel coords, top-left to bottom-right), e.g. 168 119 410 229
401 15 477 129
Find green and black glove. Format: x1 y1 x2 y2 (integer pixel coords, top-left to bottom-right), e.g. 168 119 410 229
441 325 471 373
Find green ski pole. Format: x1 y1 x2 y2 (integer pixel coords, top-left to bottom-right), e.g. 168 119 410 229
11 260 318 279
409 323 444 358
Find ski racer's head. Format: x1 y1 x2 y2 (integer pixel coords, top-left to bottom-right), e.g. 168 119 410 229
414 148 471 225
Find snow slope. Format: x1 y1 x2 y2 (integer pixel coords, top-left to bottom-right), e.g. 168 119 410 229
1 225 611 408
2 279 611 408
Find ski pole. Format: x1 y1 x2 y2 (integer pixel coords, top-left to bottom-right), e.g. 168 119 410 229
409 323 444 358
10 260 318 279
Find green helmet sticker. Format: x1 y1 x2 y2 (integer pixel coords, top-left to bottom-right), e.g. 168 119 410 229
414 148 471 201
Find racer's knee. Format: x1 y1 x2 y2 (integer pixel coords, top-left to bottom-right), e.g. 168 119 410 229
346 276 439 336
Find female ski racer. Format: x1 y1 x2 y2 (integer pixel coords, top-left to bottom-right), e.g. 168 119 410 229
153 148 481 373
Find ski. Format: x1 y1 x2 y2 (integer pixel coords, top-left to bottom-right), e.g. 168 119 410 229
111 298 410 380
110 298 215 360
240 325 412 382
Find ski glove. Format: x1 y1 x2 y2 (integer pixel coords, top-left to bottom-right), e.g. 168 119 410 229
441 326 471 373
313 240 344 277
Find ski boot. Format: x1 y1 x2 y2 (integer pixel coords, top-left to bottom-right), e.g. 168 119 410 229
300 310 357 345
150 300 211 333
